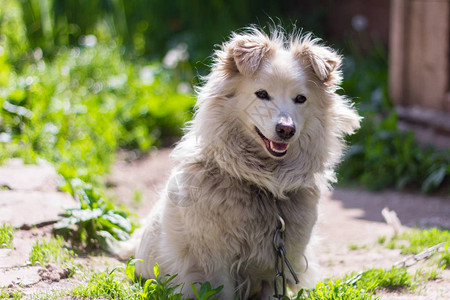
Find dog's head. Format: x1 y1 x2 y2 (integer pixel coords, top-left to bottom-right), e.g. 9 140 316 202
179 28 361 195
209 29 360 160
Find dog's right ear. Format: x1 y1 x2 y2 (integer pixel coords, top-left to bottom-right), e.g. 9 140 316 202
218 33 271 76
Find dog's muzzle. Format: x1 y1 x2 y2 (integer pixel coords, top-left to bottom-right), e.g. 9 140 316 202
255 127 289 158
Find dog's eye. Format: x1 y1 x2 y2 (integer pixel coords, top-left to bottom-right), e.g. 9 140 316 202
294 94 307 104
255 89 270 100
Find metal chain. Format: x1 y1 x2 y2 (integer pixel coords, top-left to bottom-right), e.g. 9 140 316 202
273 215 302 300
346 242 448 286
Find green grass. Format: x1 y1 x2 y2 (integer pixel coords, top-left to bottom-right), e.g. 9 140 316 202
0 289 23 299
133 189 143 204
66 260 421 300
414 267 441 282
377 236 386 244
382 228 450 269
28 236 75 267
296 279 375 300
392 228 450 254
0 223 14 249
439 243 450 268
0 286 24 299
348 243 367 251
295 266 414 300
71 269 133 299
70 260 223 300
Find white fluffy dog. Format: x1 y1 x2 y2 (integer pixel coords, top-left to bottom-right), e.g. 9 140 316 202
133 28 360 299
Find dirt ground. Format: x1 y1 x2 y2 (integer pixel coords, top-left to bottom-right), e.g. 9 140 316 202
108 148 450 299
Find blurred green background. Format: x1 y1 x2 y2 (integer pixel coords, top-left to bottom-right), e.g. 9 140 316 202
0 0 449 194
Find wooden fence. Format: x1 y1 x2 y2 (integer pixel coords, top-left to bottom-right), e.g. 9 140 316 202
389 0 449 113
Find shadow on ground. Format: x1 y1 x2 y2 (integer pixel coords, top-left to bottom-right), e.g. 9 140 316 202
332 188 450 229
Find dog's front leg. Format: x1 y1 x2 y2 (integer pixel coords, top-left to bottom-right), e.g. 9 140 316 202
176 265 235 299
260 280 273 300
208 267 235 300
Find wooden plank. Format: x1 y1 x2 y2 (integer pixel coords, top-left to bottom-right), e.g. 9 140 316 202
389 0 409 106
406 0 449 111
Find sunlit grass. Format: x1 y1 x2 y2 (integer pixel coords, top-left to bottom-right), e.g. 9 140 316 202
0 288 23 300
381 228 450 269
392 228 450 254
28 236 74 267
0 223 14 249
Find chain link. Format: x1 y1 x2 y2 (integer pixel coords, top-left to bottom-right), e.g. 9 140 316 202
273 215 303 300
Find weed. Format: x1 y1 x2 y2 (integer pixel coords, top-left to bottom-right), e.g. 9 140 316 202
54 179 136 250
28 236 74 267
133 189 143 204
348 244 359 250
377 236 386 244
0 223 13 248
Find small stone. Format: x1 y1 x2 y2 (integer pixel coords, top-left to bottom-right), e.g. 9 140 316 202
0 191 77 228
0 160 60 192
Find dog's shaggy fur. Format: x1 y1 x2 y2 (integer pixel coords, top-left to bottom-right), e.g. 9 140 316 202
133 28 361 299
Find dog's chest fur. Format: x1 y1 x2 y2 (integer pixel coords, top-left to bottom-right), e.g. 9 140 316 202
177 162 319 282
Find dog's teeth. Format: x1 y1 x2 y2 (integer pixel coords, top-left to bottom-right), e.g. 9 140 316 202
270 141 287 153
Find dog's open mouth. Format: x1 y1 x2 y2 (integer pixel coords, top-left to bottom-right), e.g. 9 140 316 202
255 127 289 157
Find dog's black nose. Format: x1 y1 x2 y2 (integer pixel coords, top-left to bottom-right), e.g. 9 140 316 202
276 116 296 140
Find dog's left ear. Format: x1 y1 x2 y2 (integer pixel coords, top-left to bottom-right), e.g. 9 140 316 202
219 33 272 76
294 43 342 85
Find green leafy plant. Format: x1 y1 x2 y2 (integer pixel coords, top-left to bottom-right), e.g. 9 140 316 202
54 179 135 250
137 263 184 300
190 282 224 300
28 236 74 267
0 223 14 249
338 46 450 193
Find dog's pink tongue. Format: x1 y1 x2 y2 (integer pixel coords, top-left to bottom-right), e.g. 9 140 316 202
272 141 288 151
